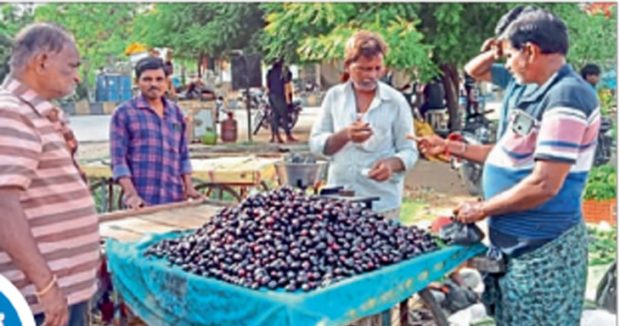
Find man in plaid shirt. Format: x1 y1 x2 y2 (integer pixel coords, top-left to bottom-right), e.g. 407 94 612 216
110 57 202 208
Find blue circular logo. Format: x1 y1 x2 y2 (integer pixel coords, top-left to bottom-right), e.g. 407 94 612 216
0 291 20 326
0 275 35 326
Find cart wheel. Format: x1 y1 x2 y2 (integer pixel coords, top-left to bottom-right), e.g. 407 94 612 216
253 109 268 135
196 183 242 202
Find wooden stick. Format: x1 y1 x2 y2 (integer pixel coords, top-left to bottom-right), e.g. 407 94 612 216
98 199 231 224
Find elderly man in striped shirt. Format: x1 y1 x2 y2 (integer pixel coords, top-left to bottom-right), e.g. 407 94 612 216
0 23 100 326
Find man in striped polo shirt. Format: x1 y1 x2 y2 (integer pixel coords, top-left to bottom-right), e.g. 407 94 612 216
0 23 100 325
418 9 599 325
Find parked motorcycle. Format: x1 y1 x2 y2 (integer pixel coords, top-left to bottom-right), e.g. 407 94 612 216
594 115 615 166
250 90 302 135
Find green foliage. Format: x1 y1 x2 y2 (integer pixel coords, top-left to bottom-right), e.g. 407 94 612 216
598 88 616 116
0 3 615 96
33 3 138 88
263 3 616 79
587 226 616 266
0 4 34 36
262 3 438 80
0 33 12 81
421 3 517 66
543 4 617 69
584 165 617 201
0 4 34 81
261 3 356 63
133 3 265 62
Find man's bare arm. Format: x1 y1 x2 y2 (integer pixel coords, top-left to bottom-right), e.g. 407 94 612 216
448 142 495 165
323 128 351 156
464 38 500 83
482 160 571 215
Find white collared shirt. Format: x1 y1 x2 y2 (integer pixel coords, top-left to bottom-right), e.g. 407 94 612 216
309 81 418 212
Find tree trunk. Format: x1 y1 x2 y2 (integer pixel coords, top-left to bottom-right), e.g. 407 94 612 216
180 64 186 86
197 53 203 78
440 63 461 132
82 62 91 101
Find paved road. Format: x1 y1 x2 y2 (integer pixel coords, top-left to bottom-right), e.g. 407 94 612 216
69 115 111 142
70 100 502 143
69 106 322 143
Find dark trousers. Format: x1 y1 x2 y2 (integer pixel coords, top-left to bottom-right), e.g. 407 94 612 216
34 301 89 326
269 93 291 136
465 100 479 117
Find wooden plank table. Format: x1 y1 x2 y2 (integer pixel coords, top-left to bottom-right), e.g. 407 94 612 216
99 200 226 242
86 155 282 211
85 156 281 184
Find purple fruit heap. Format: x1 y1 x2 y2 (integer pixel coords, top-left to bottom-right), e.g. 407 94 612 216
144 187 438 292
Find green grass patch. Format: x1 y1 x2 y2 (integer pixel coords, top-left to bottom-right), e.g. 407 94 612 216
399 198 430 226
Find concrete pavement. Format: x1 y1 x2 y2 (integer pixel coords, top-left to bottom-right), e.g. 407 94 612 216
69 106 322 143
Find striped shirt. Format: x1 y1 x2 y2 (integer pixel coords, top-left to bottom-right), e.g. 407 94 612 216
0 76 100 314
482 64 600 256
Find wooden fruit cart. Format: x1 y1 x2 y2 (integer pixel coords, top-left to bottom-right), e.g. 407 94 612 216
99 201 485 326
97 200 230 324
85 155 282 212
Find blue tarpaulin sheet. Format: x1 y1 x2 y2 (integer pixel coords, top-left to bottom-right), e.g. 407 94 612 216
106 231 485 326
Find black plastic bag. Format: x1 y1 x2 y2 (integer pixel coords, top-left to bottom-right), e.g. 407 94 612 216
439 220 485 245
595 261 616 314
442 279 479 313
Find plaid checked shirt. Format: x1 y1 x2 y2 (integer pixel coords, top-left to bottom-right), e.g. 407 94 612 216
110 94 192 205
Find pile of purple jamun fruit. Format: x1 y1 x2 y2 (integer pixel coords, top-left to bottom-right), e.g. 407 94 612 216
144 187 438 292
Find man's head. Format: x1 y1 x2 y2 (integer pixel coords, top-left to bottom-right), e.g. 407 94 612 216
271 57 284 69
9 23 81 100
492 6 539 59
343 30 388 92
494 6 538 37
580 64 601 87
135 57 166 100
500 9 569 84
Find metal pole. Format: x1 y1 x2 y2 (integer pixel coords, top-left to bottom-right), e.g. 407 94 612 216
244 55 252 142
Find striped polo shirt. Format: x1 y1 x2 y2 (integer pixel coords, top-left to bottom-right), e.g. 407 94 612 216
0 76 100 314
482 64 600 257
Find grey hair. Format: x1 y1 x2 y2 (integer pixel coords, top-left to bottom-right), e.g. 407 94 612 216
9 22 75 73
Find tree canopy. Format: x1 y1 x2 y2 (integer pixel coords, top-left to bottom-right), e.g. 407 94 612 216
0 4 34 80
0 2 615 100
262 3 438 80
133 3 265 62
33 3 138 89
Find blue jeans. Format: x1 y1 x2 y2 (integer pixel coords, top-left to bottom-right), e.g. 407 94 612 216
34 301 89 326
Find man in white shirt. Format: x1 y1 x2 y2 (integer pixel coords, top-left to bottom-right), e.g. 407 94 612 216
309 30 418 220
